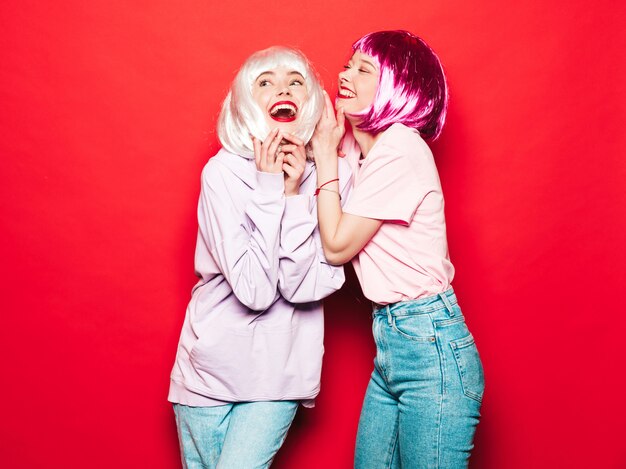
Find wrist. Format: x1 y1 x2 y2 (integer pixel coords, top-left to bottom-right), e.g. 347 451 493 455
315 151 338 171
256 171 284 193
284 194 309 215
316 166 338 185
314 150 339 164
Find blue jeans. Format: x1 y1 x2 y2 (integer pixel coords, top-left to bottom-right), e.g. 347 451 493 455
173 401 298 469
354 289 484 469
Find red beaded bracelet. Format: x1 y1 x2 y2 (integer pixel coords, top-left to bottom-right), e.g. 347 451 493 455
314 178 339 196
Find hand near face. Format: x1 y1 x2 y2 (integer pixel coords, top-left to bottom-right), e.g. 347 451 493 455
278 132 307 197
311 91 346 167
252 128 284 174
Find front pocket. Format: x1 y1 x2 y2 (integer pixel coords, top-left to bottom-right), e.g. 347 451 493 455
450 334 485 403
391 315 436 343
189 323 322 400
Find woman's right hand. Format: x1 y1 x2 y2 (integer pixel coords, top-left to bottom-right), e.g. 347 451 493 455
311 91 345 167
252 128 285 174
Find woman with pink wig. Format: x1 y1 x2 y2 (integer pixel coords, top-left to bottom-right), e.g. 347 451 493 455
312 30 484 467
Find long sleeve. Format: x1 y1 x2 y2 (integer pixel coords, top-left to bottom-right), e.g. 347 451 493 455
197 159 285 311
277 163 352 303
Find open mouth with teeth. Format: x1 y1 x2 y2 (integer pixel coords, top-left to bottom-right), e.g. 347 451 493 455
337 87 356 99
269 101 298 122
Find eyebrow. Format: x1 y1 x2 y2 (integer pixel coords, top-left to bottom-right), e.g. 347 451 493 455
256 71 305 80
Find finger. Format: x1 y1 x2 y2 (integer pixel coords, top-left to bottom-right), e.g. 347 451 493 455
267 130 283 163
277 152 287 168
280 132 304 146
337 106 345 129
323 90 335 121
280 143 306 161
284 153 298 167
287 154 305 176
260 128 275 152
275 152 284 168
282 162 297 178
261 128 279 151
252 136 262 167
293 144 307 163
261 130 274 159
279 144 300 154
260 128 278 169
315 111 328 131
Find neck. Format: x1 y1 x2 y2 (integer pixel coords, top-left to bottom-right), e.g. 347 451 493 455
350 123 383 158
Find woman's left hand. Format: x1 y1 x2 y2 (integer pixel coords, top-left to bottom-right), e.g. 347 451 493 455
311 91 345 168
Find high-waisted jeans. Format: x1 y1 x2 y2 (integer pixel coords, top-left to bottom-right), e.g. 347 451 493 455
173 401 298 469
354 289 484 469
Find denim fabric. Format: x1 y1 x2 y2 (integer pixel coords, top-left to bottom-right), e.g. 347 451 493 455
173 401 298 469
354 289 484 469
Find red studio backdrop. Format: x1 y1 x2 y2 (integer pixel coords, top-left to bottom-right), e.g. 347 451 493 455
1 1 625 467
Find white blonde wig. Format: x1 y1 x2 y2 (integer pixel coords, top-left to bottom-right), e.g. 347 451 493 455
217 46 324 158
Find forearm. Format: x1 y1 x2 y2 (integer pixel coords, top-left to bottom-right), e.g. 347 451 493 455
315 157 345 264
316 155 383 264
278 193 345 302
204 169 284 310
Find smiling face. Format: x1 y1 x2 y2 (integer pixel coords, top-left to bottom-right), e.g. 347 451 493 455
252 66 309 134
336 51 380 119
217 46 325 157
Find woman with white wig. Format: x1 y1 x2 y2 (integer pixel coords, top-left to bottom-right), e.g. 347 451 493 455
168 46 351 468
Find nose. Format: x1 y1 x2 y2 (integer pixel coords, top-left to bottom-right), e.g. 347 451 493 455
278 84 292 96
338 69 350 83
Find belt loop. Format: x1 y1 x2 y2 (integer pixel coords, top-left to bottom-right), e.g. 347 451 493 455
386 305 392 326
439 292 454 317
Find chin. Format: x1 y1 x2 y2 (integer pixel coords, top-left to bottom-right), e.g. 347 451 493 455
270 122 298 135
343 113 361 126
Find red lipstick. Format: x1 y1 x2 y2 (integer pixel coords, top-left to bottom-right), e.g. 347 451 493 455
269 100 298 122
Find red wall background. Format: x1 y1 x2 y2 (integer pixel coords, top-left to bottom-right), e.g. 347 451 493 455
1 1 625 467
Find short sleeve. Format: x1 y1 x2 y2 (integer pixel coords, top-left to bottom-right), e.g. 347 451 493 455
343 142 427 225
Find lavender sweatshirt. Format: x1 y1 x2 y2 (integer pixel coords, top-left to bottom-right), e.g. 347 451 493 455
168 149 352 407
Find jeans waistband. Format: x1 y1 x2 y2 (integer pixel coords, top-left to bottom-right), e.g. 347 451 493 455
372 288 457 317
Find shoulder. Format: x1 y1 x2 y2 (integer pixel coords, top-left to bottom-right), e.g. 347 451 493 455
202 148 228 172
382 124 431 156
201 149 255 187
373 123 434 168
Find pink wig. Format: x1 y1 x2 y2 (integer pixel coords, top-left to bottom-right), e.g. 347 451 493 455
350 30 448 140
